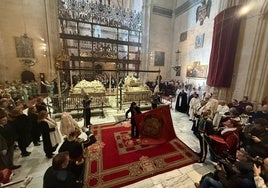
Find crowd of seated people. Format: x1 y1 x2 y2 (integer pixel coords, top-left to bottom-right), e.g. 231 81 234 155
187 93 268 188
138 79 268 187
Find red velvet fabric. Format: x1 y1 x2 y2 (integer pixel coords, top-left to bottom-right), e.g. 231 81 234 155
206 5 242 87
134 105 177 145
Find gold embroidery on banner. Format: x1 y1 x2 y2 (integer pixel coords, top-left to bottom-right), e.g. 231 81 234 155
142 115 163 138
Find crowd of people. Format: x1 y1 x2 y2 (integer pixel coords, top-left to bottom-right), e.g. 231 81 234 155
173 88 268 188
0 82 96 187
0 78 267 187
133 78 268 188
0 80 40 108
146 78 267 188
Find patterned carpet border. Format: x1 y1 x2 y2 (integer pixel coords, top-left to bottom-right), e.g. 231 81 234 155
84 123 198 188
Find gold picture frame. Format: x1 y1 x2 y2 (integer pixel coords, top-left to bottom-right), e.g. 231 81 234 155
186 61 208 78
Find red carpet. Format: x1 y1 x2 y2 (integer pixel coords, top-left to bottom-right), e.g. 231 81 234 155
84 107 198 188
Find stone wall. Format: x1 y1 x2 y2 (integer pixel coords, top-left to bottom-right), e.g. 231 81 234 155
172 0 218 87
0 0 59 83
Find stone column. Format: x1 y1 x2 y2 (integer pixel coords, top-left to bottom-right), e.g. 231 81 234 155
140 0 152 84
44 0 61 80
243 1 268 107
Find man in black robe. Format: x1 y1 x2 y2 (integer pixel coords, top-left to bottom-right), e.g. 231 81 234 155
82 95 92 127
175 89 188 113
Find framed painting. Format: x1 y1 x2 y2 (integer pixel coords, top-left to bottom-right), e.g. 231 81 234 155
15 33 35 58
154 51 165 66
180 31 187 42
186 61 208 78
195 33 205 48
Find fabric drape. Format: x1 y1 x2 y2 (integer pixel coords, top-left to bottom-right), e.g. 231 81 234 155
207 5 242 87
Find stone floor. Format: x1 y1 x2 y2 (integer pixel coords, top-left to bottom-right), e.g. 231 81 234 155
7 100 216 188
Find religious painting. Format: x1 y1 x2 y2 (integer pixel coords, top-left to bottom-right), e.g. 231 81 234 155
154 51 165 66
186 61 208 78
180 31 187 42
15 33 35 58
195 33 205 48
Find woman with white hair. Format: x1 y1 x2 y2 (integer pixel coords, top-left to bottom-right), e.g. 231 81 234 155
59 112 96 183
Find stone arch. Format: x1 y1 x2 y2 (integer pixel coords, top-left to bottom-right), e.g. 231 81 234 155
21 70 35 83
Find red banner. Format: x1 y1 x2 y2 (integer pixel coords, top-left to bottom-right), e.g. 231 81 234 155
135 105 177 145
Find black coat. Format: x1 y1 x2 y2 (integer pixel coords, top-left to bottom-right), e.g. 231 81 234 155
43 166 80 188
39 121 55 155
0 122 17 147
28 113 41 143
59 139 84 179
82 99 91 126
125 106 142 125
215 160 255 188
10 114 32 148
175 91 188 113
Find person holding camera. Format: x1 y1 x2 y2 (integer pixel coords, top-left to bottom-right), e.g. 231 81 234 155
253 157 268 188
195 149 256 188
243 118 268 158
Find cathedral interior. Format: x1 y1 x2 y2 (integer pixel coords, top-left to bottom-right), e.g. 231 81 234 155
0 0 267 187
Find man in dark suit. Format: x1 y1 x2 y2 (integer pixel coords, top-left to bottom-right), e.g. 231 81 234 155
43 151 81 188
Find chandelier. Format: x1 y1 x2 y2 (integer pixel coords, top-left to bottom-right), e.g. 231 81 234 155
58 0 142 31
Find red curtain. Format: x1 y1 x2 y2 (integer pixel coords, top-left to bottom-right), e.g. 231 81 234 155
206 5 242 87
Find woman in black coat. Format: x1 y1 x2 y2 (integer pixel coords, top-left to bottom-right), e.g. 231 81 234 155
28 106 41 146
0 108 21 170
9 106 32 157
38 110 57 158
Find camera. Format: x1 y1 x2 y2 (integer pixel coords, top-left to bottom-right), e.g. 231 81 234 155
250 156 264 167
